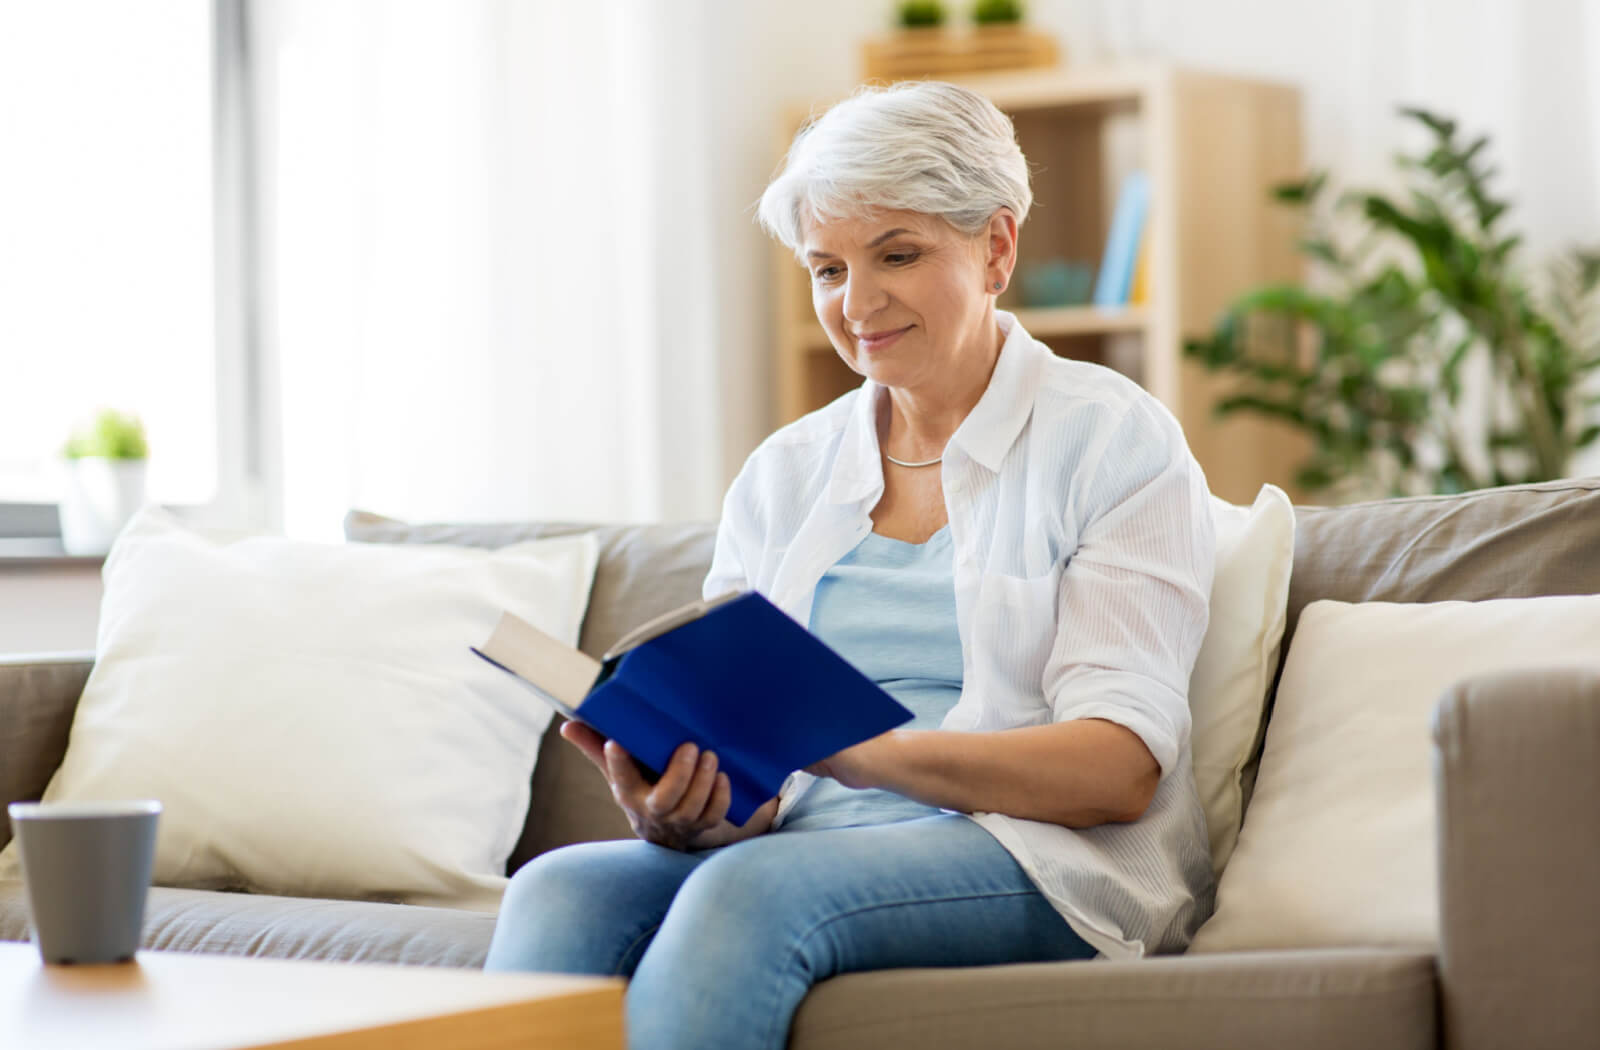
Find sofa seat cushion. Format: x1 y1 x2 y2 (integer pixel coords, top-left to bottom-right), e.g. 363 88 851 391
790 948 1436 1050
0 880 493 969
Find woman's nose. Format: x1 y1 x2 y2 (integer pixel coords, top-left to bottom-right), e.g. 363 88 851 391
842 272 886 323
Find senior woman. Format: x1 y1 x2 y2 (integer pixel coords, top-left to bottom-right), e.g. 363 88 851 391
486 81 1216 1049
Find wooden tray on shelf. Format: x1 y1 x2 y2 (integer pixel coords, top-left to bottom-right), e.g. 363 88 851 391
861 26 1060 83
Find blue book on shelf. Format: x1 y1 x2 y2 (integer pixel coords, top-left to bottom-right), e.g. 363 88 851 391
472 591 914 825
1093 171 1151 307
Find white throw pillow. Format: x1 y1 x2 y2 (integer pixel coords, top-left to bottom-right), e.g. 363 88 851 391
1190 596 1600 952
0 505 598 910
1189 486 1295 875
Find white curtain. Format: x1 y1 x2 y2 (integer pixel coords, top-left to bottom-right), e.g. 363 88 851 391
254 0 725 541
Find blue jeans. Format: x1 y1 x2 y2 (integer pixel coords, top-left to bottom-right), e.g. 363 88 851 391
483 814 1097 1050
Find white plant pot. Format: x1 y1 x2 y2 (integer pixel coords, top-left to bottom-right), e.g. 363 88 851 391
59 458 147 556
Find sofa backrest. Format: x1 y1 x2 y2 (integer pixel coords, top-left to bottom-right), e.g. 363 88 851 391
1281 477 1600 669
13 487 1596 866
0 654 93 850
350 479 1600 868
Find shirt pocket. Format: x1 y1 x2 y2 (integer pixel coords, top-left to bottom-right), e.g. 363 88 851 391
973 571 1061 726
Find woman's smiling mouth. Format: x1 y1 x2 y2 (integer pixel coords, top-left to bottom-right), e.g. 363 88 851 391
856 325 912 352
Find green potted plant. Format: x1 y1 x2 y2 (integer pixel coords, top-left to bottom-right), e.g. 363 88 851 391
1185 107 1600 501
59 408 149 554
897 0 946 28
972 0 1025 25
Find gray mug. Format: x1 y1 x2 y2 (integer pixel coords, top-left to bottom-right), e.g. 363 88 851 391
7 800 161 965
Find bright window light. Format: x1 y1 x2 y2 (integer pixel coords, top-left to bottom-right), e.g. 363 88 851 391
0 1 216 505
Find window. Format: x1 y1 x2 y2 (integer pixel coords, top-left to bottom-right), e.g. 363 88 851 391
0 2 223 516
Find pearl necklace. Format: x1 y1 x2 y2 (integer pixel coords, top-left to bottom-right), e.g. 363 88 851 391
883 451 943 468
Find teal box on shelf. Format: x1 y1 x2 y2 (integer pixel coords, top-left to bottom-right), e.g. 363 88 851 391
1019 259 1095 307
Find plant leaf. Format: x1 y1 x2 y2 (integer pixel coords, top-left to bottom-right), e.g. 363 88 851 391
1273 172 1326 205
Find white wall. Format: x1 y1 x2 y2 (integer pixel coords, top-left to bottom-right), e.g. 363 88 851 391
0 566 101 653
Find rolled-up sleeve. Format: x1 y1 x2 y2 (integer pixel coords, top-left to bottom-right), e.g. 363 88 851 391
1042 398 1216 777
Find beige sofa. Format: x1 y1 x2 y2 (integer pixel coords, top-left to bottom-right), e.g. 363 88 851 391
4 479 1599 1049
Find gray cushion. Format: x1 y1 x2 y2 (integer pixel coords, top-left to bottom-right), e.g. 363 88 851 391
342 512 720 870
0 653 92 852
342 512 716 661
1284 477 1600 662
0 879 493 968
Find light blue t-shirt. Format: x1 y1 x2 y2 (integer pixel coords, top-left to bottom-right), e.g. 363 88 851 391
780 525 964 832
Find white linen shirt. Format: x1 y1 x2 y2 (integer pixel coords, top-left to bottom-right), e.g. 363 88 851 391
704 311 1217 958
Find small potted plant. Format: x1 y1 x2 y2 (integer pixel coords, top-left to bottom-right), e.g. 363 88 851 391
972 0 1025 28
866 0 1054 82
897 0 947 28
59 408 149 555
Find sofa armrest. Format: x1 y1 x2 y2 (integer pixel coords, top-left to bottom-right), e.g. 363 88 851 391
1432 667 1600 1050
0 651 93 849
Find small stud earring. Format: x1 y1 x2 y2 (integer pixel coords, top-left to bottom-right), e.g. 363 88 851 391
993 281 1002 291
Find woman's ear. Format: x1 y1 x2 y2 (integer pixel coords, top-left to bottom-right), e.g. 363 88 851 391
985 208 1019 294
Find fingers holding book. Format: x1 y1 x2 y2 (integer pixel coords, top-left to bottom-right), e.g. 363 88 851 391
618 740 720 823
560 720 769 850
609 740 731 850
641 743 724 825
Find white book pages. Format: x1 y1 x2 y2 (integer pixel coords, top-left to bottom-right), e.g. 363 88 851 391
476 611 602 710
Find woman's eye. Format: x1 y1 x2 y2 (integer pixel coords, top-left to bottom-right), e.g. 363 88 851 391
813 266 842 281
885 251 919 265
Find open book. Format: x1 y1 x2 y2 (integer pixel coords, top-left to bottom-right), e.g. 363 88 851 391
472 591 913 825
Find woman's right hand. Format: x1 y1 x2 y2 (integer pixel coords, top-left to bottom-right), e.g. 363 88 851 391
559 721 778 851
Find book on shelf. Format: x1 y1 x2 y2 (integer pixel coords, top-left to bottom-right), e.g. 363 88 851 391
1129 227 1151 305
471 591 914 825
1093 170 1151 308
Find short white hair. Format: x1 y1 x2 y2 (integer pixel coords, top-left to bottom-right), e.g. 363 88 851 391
757 81 1032 257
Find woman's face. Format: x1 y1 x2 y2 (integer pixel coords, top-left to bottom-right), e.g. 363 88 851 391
803 209 1002 394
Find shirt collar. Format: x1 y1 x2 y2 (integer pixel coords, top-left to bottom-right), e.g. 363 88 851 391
948 310 1043 474
826 378 886 506
825 311 1043 505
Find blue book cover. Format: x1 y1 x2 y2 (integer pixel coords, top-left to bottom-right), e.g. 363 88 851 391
473 592 914 825
1093 170 1151 307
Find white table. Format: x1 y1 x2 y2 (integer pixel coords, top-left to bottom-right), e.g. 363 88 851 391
0 941 624 1050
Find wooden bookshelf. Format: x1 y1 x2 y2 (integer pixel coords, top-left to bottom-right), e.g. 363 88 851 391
770 64 1311 504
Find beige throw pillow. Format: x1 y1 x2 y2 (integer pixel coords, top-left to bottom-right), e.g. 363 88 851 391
0 506 598 910
1190 595 1600 952
1189 486 1295 875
